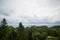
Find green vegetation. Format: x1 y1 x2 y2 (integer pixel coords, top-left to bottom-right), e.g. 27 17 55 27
0 18 60 40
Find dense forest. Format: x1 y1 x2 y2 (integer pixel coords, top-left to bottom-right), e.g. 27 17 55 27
0 18 60 40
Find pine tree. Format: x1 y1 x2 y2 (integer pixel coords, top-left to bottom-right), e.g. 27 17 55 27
0 18 8 40
17 22 26 40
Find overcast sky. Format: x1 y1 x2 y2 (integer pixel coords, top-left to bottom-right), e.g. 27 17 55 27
0 0 60 27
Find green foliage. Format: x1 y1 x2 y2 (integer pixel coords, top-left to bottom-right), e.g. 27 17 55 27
0 18 60 40
46 36 58 40
0 18 8 40
17 22 26 40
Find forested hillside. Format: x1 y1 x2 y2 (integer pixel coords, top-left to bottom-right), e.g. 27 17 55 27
0 18 60 40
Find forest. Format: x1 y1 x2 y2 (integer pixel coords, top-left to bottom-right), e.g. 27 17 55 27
0 18 60 40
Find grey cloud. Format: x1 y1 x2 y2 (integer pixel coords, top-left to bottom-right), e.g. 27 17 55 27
47 0 60 7
0 9 14 16
0 13 9 16
54 21 60 24
0 0 60 27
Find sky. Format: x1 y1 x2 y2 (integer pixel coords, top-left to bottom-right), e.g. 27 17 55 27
0 0 60 27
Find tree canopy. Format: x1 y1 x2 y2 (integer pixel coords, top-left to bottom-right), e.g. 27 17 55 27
0 18 60 40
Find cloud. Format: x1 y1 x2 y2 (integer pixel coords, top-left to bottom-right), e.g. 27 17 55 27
47 0 60 7
0 0 60 27
0 8 14 16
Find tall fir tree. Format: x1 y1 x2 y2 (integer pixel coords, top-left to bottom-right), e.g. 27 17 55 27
0 18 8 40
17 22 26 40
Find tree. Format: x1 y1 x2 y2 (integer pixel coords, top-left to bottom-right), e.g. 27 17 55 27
28 29 32 40
0 18 8 40
17 22 26 40
0 18 7 28
9 29 17 40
